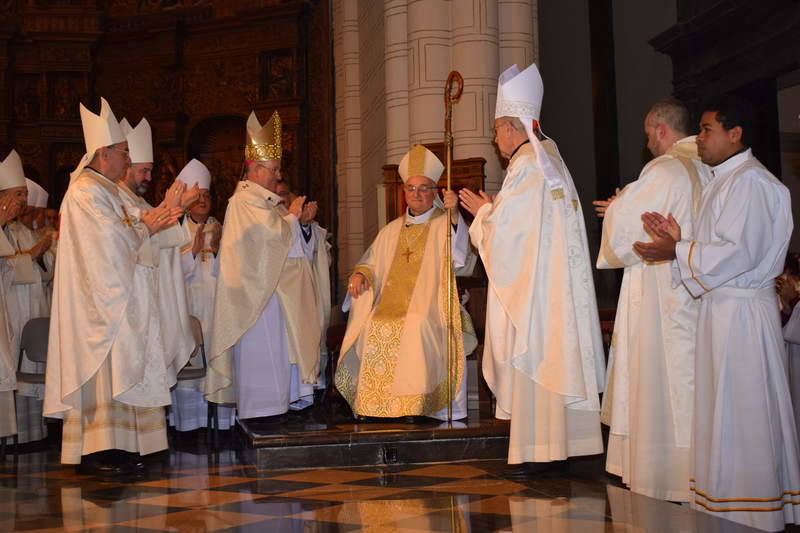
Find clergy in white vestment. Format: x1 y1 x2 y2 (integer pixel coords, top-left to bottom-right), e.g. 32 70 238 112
635 95 799 532
205 110 321 419
594 99 709 502
117 117 197 388
276 182 333 391
459 64 606 475
43 99 183 474
3 176 54 444
169 159 235 431
0 151 29 439
336 145 477 420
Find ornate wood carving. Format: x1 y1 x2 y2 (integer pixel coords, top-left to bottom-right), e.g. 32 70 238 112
0 0 334 242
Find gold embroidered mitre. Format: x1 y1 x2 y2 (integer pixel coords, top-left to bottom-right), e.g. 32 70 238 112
245 110 282 161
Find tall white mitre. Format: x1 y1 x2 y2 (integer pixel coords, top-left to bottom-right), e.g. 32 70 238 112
495 63 565 192
120 117 153 164
26 178 48 208
176 158 211 190
70 97 126 182
397 144 444 209
0 150 27 191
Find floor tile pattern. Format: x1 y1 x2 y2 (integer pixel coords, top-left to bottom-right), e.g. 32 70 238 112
1 441 796 532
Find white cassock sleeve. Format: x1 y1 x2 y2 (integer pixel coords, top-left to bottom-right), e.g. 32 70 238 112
675 173 775 297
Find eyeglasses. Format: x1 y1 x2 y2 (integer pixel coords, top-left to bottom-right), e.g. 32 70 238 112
404 184 435 193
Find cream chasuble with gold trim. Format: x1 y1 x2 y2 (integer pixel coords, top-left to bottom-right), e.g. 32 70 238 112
597 136 706 502
336 208 476 418
206 180 320 405
44 168 170 463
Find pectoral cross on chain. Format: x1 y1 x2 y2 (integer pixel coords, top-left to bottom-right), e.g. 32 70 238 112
402 248 414 263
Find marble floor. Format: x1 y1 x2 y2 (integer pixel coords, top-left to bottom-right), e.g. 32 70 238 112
1 429 796 533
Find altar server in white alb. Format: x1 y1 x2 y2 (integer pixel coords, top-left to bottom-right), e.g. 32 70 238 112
170 158 235 431
0 151 29 441
118 117 197 389
593 98 708 502
3 174 53 444
336 145 477 420
459 64 605 475
44 99 182 474
636 95 799 532
206 110 320 419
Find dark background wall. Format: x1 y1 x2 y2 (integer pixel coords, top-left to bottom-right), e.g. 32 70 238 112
0 0 334 230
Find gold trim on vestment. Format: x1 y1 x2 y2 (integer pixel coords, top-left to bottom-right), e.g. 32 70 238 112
551 188 564 200
338 210 464 417
687 241 709 292
690 486 800 502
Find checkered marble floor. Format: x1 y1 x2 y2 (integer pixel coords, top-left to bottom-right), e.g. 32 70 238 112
0 442 791 533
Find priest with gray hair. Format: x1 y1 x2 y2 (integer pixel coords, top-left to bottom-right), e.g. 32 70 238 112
460 63 605 477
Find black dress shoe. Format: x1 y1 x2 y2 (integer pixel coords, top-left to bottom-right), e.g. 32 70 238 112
503 460 568 479
76 460 136 476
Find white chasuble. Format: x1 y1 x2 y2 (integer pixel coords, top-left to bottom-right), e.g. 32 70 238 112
170 216 235 431
673 149 799 531
44 169 170 463
597 136 706 502
469 141 605 464
337 208 476 419
0 230 18 437
118 183 194 386
207 180 320 416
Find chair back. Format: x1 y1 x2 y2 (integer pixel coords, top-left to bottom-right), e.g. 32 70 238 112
189 316 203 348
19 317 50 365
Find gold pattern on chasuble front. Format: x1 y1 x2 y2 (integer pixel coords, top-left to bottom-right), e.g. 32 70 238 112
349 212 464 417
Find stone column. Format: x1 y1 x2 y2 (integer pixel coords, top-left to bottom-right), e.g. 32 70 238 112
333 0 365 277
406 0 450 145
451 0 501 192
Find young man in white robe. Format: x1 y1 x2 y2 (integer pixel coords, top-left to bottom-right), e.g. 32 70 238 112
276 182 333 392
593 98 709 502
459 63 606 476
3 176 53 444
170 159 235 431
43 99 183 475
336 145 477 421
117 117 198 389
636 95 799 532
206 110 321 421
0 151 29 440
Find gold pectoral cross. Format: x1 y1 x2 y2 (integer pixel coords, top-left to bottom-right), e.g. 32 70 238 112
401 248 414 263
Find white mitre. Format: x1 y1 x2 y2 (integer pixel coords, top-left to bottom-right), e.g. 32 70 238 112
70 97 126 182
495 63 566 194
398 144 444 209
26 178 48 208
494 63 543 122
0 150 27 191
176 158 211 190
120 117 153 164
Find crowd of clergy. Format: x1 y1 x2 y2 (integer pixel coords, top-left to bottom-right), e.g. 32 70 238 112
0 61 797 532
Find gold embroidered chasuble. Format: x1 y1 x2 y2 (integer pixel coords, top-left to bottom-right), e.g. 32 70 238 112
336 208 474 417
